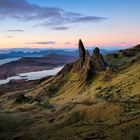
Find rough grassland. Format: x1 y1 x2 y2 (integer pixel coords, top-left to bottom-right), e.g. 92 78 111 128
0 60 140 139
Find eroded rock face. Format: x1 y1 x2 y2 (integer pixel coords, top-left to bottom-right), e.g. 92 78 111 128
80 50 95 81
79 39 86 60
91 47 107 71
59 39 107 82
74 40 107 81
73 39 87 71
120 44 140 57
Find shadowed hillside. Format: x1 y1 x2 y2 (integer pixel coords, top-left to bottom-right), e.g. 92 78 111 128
0 40 140 140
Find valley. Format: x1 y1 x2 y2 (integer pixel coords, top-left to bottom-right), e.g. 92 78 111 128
0 54 76 80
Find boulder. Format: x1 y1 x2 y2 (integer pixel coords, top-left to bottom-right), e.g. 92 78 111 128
15 94 31 103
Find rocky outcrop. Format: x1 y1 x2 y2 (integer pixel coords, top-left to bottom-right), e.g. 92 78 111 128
102 67 113 81
80 50 95 81
79 39 86 61
78 39 87 71
120 44 140 57
60 39 107 81
15 94 31 103
134 44 140 51
57 39 107 82
72 39 87 71
91 47 107 71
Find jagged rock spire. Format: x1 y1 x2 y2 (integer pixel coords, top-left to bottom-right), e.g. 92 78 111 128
91 47 107 71
78 39 86 59
62 40 107 82
74 40 107 81
81 50 95 81
94 47 100 54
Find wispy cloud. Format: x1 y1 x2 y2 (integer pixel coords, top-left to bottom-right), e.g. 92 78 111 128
35 15 106 29
73 16 106 23
5 29 24 32
25 41 56 45
0 0 107 30
5 35 13 38
51 26 70 30
64 42 72 45
119 42 128 44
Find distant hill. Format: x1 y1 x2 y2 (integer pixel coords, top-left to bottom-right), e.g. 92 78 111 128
0 48 116 59
0 54 77 79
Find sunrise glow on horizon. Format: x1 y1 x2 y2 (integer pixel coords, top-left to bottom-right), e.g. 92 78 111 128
0 0 140 49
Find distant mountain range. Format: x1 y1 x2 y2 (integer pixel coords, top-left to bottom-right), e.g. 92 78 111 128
0 48 117 59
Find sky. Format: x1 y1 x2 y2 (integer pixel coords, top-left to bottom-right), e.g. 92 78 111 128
0 0 140 49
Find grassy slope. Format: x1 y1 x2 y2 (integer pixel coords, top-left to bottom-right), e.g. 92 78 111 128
0 56 140 139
